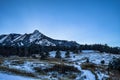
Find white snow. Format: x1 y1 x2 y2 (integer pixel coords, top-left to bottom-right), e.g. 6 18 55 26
35 39 56 46
49 51 66 58
20 42 24 46
96 71 109 80
3 60 54 73
58 41 62 44
81 70 96 80
1 50 119 80
0 35 8 43
0 72 35 80
12 35 22 42
3 60 34 73
63 50 118 80
29 31 41 42
17 34 26 41
74 64 95 80
60 51 66 58
82 50 97 53
49 50 119 65
68 50 120 65
49 51 56 57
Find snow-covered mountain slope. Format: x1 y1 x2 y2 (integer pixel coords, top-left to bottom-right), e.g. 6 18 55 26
0 30 79 47
0 34 21 46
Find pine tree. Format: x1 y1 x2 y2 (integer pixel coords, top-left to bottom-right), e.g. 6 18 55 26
55 50 61 58
45 51 50 58
40 52 46 60
65 50 70 58
86 58 89 63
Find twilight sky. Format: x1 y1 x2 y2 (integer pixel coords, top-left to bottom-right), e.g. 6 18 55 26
0 0 120 47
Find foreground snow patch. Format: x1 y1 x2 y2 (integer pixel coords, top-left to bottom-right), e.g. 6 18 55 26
81 70 95 80
0 72 35 80
74 64 95 80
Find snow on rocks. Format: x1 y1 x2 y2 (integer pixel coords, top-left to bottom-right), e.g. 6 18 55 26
0 35 8 43
29 30 41 42
35 39 56 46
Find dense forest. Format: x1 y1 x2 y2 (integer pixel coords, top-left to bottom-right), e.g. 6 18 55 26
0 44 120 57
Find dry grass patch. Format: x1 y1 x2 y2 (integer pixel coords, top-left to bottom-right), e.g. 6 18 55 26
81 63 96 70
42 58 66 65
0 58 4 65
34 67 46 75
34 64 80 77
109 70 120 80
44 58 63 62
61 77 73 80
81 63 110 80
68 74 77 79
10 60 24 65
44 64 80 74
0 66 36 78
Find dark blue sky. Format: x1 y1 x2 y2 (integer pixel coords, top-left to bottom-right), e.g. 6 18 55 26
0 0 120 47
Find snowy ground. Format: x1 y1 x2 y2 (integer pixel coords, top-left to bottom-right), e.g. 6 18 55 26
50 50 120 65
50 50 120 80
0 50 120 80
72 50 120 65
0 72 36 80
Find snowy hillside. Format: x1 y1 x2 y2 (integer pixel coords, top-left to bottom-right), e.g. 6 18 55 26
0 50 119 80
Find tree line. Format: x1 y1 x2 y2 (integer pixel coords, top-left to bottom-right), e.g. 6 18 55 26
80 44 120 54
0 44 120 57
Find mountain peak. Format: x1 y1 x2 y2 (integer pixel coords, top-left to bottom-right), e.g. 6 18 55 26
0 30 79 47
33 30 40 34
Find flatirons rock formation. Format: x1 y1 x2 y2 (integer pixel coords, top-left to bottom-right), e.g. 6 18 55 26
0 30 79 47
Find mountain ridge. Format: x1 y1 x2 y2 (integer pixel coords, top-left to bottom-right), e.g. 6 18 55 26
0 30 79 47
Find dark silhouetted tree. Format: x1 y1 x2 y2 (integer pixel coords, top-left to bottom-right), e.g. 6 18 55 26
55 50 61 58
65 50 70 58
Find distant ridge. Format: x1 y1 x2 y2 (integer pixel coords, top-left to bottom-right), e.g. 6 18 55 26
0 30 79 47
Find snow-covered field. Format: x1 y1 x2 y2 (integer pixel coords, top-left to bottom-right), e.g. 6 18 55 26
72 50 120 65
0 50 120 80
0 72 36 80
50 50 120 65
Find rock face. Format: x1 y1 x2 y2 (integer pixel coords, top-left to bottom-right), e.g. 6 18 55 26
0 30 79 47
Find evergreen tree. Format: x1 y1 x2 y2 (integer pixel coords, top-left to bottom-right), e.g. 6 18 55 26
55 50 61 58
45 51 50 58
40 52 46 60
65 50 70 58
109 57 120 71
101 60 105 64
86 58 89 63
